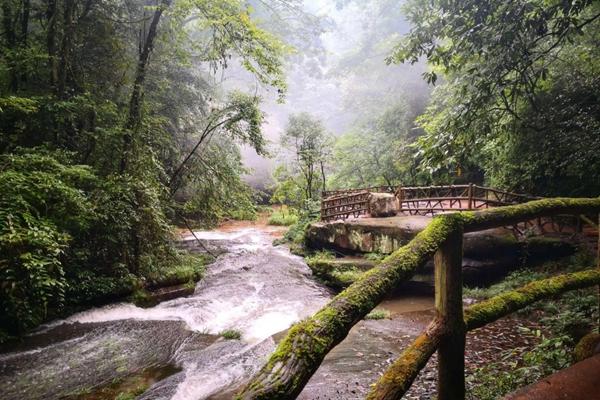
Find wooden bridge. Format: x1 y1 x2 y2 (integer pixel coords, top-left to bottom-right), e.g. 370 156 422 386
320 184 597 239
238 197 600 400
320 184 537 221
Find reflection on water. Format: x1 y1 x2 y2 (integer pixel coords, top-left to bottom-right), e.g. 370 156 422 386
377 295 434 316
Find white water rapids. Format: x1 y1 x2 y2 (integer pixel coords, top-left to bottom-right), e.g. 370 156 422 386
0 228 332 400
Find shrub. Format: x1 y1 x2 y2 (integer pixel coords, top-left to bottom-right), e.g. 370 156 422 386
268 211 299 226
0 151 94 334
268 206 299 226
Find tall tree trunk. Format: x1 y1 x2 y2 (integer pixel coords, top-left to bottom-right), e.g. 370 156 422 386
19 0 30 84
20 0 29 45
2 1 18 91
46 0 58 90
120 0 169 173
57 0 75 97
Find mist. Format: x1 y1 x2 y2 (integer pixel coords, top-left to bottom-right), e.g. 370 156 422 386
216 0 431 191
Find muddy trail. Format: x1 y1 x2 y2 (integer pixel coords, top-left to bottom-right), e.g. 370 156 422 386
0 224 540 400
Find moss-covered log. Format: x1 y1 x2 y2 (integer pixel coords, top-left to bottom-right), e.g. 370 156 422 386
236 214 464 399
367 269 600 400
462 198 600 232
239 198 599 400
464 269 600 330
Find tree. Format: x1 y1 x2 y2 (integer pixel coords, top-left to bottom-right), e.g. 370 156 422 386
329 101 429 188
280 113 331 201
0 0 299 336
391 0 600 195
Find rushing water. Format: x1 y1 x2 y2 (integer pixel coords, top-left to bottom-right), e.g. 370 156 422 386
0 228 332 400
0 227 439 400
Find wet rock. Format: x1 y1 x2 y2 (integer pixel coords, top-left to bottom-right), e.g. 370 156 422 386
0 320 201 400
306 217 575 286
368 193 398 218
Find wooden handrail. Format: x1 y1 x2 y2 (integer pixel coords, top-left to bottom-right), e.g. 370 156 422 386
320 183 540 221
367 269 600 400
238 198 600 399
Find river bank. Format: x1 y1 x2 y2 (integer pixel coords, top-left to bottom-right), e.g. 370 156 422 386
0 220 553 400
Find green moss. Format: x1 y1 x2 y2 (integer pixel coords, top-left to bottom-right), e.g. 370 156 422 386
462 197 600 231
238 199 600 399
574 333 600 362
130 288 153 307
366 322 442 400
465 269 600 330
330 268 364 287
238 214 464 399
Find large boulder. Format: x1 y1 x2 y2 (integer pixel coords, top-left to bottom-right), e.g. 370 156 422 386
368 192 398 217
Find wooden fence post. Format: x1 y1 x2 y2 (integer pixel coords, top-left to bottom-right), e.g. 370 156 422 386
468 183 474 210
435 226 466 400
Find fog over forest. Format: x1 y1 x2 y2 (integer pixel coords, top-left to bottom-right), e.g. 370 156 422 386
227 0 429 190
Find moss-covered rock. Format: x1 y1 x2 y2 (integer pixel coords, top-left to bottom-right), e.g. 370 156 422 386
574 333 600 362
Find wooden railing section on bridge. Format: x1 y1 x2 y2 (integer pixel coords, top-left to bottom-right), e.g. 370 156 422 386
320 184 538 222
397 184 536 215
238 198 600 400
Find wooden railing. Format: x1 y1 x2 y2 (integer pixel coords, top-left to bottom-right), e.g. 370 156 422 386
320 190 371 222
320 183 536 222
322 186 396 198
238 198 600 400
397 184 537 215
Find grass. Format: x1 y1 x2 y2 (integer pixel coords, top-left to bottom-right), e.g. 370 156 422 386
463 269 547 300
305 251 365 289
305 250 335 264
365 252 385 261
145 253 212 288
268 206 299 226
220 329 242 340
330 268 364 287
365 309 391 320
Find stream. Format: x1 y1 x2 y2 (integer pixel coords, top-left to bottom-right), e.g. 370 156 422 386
0 226 439 400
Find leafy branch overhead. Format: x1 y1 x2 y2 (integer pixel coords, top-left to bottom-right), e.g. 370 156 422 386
386 0 600 194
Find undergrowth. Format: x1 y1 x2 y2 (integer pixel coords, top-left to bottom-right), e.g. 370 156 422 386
267 206 299 226
466 249 598 399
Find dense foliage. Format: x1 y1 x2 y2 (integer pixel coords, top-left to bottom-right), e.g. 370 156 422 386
393 0 600 195
0 0 289 336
